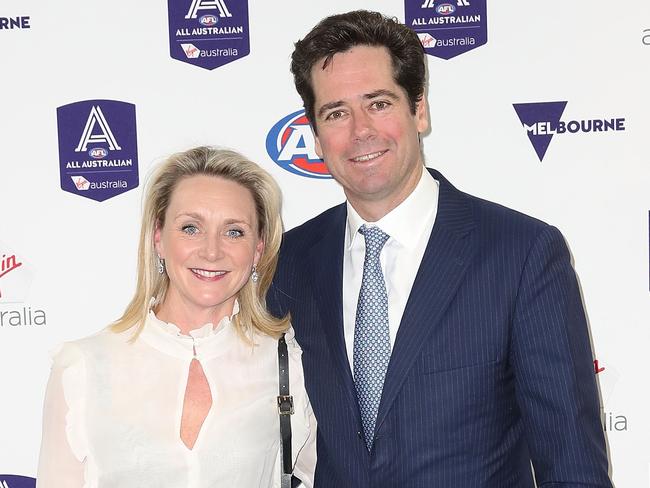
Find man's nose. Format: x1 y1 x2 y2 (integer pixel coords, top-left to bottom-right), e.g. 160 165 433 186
351 109 375 141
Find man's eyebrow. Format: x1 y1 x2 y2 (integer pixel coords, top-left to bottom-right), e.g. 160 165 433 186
317 100 344 119
364 89 400 101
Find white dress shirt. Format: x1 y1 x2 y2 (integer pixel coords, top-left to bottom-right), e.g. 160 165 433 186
343 169 439 371
36 308 316 488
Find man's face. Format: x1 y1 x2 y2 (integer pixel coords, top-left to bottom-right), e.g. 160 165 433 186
311 45 428 220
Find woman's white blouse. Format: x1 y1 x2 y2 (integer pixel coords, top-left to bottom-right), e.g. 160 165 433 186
36 312 316 487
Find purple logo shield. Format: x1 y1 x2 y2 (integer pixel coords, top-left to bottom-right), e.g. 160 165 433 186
57 100 139 202
513 101 567 161
0 475 36 488
405 0 487 60
168 0 249 70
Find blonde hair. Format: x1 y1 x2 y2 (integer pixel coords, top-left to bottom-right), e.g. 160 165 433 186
111 146 289 339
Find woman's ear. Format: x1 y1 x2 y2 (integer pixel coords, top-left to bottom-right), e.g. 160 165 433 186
254 238 264 267
154 223 164 257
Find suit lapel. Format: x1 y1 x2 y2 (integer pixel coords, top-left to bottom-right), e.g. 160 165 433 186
306 204 363 426
375 169 478 432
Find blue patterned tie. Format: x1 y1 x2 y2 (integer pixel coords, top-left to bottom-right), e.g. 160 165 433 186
354 224 391 450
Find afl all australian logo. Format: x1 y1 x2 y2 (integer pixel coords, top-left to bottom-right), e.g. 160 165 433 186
57 99 139 202
405 0 487 59
168 0 250 70
266 110 330 179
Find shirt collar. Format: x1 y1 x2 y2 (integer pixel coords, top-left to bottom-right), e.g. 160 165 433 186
149 299 240 339
139 300 241 360
346 169 438 250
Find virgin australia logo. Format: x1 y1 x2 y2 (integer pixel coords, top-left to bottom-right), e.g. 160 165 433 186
0 250 26 302
0 243 47 328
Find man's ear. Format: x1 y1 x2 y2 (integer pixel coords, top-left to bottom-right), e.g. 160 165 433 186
415 97 429 134
313 125 323 159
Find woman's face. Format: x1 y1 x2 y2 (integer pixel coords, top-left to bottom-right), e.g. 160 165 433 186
154 175 263 324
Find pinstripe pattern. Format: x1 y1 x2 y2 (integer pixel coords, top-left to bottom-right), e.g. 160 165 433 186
268 169 611 488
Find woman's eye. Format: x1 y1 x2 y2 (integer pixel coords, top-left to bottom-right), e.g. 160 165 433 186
181 224 199 235
226 229 243 238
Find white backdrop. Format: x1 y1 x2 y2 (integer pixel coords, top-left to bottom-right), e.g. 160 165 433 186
1 1 649 486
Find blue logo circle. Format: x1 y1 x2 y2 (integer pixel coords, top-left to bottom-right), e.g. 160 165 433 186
265 110 331 179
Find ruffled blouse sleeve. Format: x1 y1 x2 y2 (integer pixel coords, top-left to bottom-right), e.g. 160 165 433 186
292 399 317 488
36 343 87 488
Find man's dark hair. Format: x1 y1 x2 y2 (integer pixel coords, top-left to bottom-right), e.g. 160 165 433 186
290 10 426 132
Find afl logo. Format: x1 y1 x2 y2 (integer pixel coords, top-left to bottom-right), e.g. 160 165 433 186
199 15 218 26
265 110 331 179
88 147 108 159
436 3 456 15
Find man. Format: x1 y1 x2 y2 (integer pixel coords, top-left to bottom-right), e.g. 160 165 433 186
269 10 611 487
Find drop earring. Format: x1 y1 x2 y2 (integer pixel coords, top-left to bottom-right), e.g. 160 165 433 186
251 265 259 283
157 255 165 275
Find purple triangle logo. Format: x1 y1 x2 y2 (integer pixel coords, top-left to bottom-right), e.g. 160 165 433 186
513 101 567 161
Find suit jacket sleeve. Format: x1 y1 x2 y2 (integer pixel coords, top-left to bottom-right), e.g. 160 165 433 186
511 225 611 486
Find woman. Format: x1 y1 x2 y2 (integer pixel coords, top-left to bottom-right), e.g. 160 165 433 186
36 147 316 487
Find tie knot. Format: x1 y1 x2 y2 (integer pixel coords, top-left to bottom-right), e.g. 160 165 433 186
359 225 389 259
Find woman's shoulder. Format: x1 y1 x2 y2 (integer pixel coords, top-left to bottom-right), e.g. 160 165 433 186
251 324 302 351
50 326 130 369
282 325 303 353
272 325 305 372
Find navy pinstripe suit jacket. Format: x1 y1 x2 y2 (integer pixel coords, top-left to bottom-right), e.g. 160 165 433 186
268 169 611 487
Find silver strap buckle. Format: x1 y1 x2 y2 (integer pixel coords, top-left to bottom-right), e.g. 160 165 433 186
277 395 294 415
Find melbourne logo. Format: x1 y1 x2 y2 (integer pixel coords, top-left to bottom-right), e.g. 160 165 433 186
512 101 626 161
405 0 487 59
0 476 36 488
266 110 330 179
0 16 31 30
57 100 139 202
168 0 249 70
0 244 46 328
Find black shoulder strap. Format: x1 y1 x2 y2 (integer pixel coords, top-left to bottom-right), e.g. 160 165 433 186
278 333 294 488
